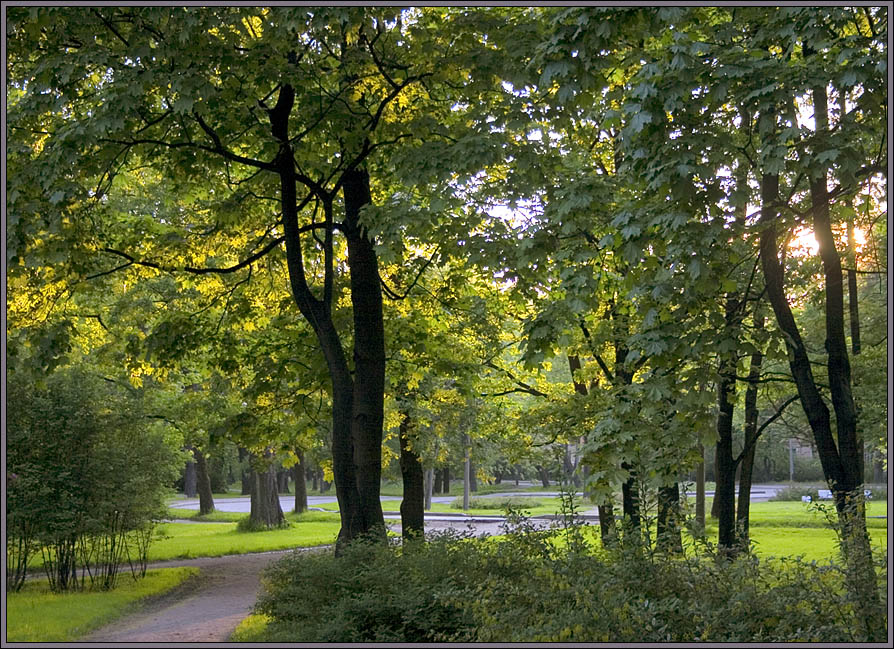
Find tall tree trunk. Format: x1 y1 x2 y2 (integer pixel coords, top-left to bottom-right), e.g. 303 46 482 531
846 211 861 355
343 167 387 543
183 459 197 498
442 467 450 495
469 459 478 492
293 451 308 514
463 434 471 511
598 503 617 548
657 483 682 553
737 306 765 544
193 447 215 516
621 463 640 533
398 409 424 540
249 459 285 529
424 468 433 511
695 444 706 536
569 354 616 545
536 465 551 488
715 295 740 553
277 468 290 494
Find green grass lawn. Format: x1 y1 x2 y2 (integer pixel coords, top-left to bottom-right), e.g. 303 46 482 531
5 567 198 642
148 511 341 561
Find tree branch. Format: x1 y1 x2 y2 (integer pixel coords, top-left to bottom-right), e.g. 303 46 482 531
734 394 801 465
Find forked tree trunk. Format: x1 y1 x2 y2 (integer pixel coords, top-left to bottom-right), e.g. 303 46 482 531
272 84 361 551
193 447 215 516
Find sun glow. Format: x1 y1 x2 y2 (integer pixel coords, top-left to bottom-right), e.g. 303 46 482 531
789 225 867 257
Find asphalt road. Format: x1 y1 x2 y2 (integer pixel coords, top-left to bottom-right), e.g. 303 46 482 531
169 484 791 521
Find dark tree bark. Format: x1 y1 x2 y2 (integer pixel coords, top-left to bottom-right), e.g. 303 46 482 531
621 463 640 532
441 467 450 495
536 465 551 488
277 468 290 494
183 459 197 498
249 460 285 529
846 212 861 355
424 468 433 510
714 295 740 553
342 167 387 543
469 459 478 492
657 483 682 554
737 307 765 544
238 447 252 495
293 452 308 514
193 447 215 516
398 409 425 540
695 444 706 536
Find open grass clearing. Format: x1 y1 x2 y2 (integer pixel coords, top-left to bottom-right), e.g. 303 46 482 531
5 567 198 642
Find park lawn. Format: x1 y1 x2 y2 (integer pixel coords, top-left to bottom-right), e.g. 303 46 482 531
5 567 198 642
24 512 342 571
744 525 887 562
148 514 341 561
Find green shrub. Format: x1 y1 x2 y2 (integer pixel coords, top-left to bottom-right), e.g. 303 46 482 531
6 367 185 592
449 496 543 510
770 485 822 502
251 521 887 643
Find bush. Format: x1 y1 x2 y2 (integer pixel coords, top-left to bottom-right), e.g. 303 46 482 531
252 520 887 643
769 485 823 502
6 367 185 591
449 496 543 510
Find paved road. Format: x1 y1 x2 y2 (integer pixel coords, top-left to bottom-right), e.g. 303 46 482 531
169 485 790 525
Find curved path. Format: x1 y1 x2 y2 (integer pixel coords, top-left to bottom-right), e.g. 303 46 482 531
82 550 295 643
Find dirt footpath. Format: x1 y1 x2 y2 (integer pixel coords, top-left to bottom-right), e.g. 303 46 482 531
83 550 293 643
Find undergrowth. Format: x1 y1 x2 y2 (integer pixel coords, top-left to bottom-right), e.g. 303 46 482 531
250 493 887 643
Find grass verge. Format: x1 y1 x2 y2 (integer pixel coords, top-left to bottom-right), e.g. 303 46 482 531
5 567 198 642
229 614 273 641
